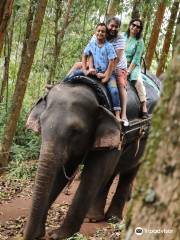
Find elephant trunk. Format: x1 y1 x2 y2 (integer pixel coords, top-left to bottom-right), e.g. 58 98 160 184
24 141 58 240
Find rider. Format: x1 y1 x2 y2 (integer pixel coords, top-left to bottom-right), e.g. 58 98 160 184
82 22 121 121
106 17 129 126
124 19 149 118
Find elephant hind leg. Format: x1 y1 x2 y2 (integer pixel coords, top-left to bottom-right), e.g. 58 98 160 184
105 166 139 221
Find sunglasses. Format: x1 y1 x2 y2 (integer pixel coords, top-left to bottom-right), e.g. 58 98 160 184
132 23 141 29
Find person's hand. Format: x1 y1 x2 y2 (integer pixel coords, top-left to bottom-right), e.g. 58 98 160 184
82 68 88 75
96 72 105 79
101 76 109 83
127 69 131 76
87 68 97 75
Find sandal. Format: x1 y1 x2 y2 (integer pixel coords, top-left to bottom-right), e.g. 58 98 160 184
121 119 129 127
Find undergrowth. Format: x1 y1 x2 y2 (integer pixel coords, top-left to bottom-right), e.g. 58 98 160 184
67 233 87 240
0 103 40 179
8 159 37 180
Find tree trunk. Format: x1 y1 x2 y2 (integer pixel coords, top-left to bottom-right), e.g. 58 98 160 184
172 11 180 56
0 10 15 103
126 16 180 240
0 0 14 56
47 0 74 84
156 0 180 77
145 0 166 69
13 20 22 83
141 2 152 44
143 11 151 44
106 0 120 18
0 0 48 170
131 0 141 19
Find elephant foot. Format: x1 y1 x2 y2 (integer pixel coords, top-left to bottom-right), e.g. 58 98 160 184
48 228 72 240
84 215 104 223
84 209 105 223
24 224 45 240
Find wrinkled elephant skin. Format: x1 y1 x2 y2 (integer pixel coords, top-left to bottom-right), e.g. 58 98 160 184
24 84 122 240
24 75 160 239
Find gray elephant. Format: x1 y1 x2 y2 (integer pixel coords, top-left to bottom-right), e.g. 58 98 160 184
24 73 160 240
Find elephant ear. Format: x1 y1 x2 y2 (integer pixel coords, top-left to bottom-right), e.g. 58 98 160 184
26 97 46 133
94 106 121 150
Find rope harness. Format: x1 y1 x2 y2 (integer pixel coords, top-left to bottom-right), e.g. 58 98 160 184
121 116 151 157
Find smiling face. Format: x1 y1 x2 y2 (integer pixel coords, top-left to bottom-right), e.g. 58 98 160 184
129 20 141 37
95 25 107 42
107 19 119 39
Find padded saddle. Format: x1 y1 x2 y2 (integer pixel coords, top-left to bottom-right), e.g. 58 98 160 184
62 75 113 111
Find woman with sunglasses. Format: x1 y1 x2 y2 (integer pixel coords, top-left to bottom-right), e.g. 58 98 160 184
125 19 148 118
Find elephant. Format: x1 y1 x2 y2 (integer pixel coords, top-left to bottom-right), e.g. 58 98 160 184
24 72 161 240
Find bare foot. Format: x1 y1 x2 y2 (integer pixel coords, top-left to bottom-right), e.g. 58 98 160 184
115 111 121 122
116 116 121 122
141 101 148 113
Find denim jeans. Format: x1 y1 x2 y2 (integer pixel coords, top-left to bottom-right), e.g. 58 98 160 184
107 75 121 111
65 69 84 80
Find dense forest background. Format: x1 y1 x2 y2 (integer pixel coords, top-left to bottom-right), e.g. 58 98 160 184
0 0 179 239
0 0 179 170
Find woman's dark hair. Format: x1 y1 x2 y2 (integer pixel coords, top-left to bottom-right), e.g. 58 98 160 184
107 17 121 27
127 19 143 40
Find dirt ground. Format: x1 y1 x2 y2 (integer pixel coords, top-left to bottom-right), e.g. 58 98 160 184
0 174 125 240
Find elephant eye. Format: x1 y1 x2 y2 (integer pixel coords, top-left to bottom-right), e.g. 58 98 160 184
69 124 84 136
71 127 81 135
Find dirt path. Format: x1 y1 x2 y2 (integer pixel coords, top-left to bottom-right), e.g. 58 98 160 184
0 177 120 240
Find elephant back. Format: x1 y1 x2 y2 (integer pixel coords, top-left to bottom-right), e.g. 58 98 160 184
127 72 161 120
63 71 161 121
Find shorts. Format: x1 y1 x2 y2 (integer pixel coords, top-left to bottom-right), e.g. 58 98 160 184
115 69 127 88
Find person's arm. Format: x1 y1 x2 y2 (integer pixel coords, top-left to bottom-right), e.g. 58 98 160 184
87 55 96 75
82 53 88 75
114 36 125 67
101 59 115 83
127 62 135 75
101 43 117 83
127 39 144 75
114 48 123 67
82 43 92 75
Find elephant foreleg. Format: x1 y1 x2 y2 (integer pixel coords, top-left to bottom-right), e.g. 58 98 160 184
85 174 116 222
49 149 120 240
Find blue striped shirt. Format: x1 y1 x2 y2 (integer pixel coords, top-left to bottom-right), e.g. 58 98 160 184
109 34 127 70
